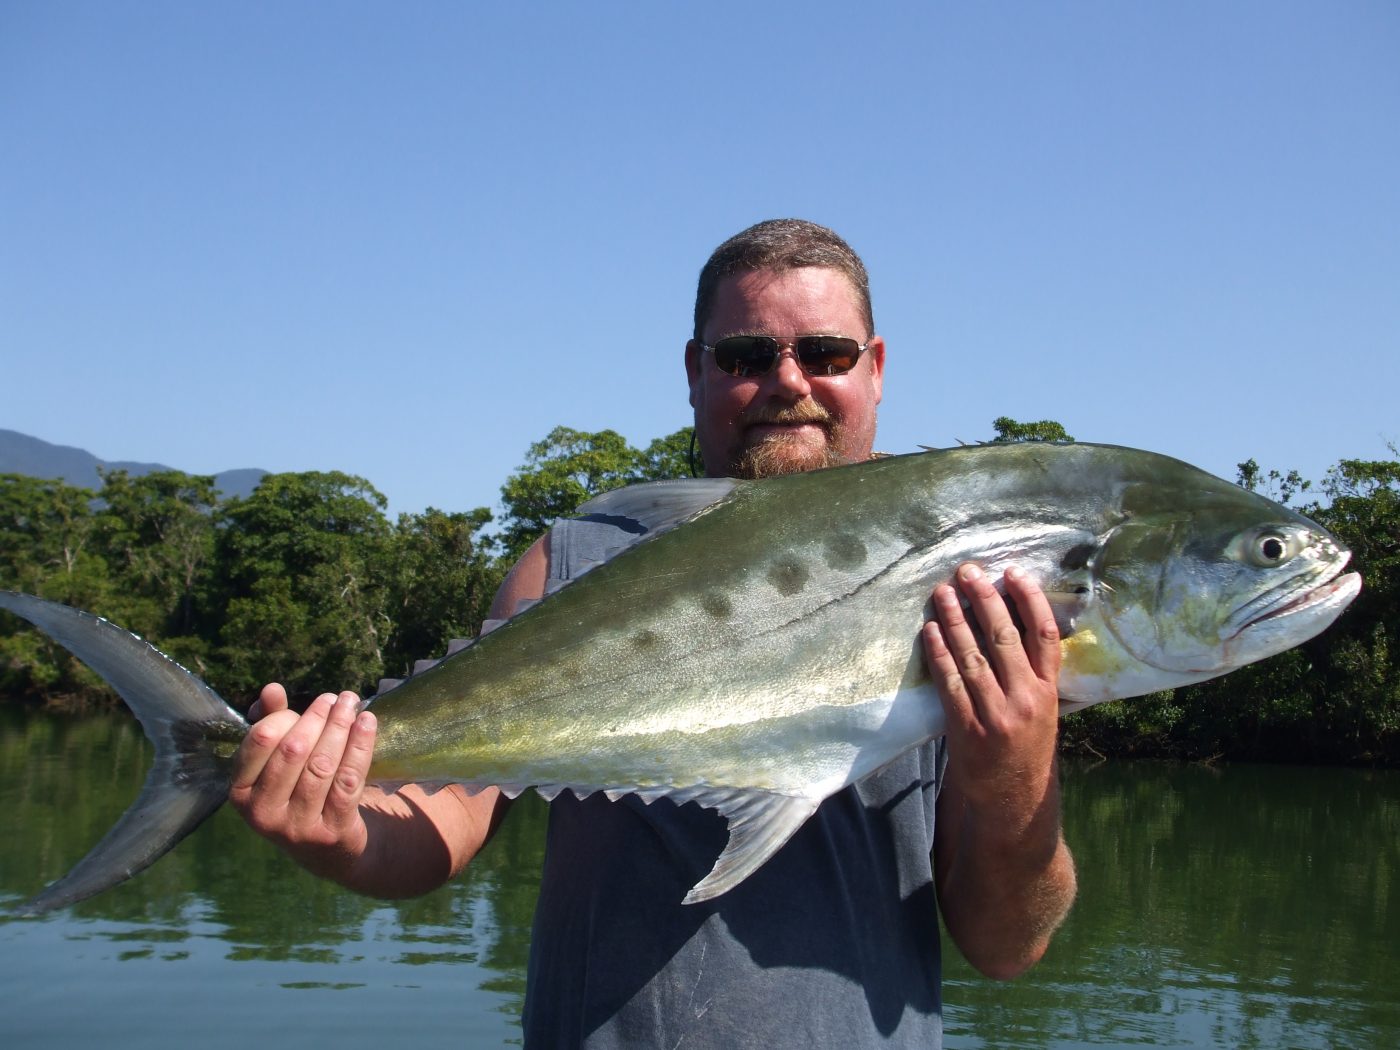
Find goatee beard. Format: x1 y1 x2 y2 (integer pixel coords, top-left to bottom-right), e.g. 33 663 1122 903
729 402 847 479
732 437 846 479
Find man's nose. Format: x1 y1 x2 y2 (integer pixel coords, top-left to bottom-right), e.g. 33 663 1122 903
764 348 813 399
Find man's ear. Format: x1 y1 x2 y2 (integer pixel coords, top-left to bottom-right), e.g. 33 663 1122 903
866 336 886 405
685 339 703 408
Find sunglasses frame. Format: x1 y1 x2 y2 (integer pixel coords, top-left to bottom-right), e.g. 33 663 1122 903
699 334 871 378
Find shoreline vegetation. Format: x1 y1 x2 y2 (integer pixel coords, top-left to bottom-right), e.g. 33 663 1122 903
2 420 1395 766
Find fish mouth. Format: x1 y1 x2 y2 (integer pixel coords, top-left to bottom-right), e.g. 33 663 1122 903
1230 554 1360 637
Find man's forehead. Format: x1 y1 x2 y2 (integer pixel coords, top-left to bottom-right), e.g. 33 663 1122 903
718 265 855 295
709 267 864 328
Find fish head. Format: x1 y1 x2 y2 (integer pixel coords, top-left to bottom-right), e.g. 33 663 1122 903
1090 483 1361 682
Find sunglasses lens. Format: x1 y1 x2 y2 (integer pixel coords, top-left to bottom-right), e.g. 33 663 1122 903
713 336 778 377
797 336 862 376
709 335 864 376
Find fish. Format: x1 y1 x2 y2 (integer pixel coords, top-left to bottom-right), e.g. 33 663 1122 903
0 442 1361 914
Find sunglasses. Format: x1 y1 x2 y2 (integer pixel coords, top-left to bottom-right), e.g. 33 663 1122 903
700 335 869 378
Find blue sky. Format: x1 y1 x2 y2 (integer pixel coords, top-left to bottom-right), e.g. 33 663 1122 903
4 2 1397 519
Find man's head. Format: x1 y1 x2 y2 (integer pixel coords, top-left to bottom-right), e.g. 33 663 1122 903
686 219 885 479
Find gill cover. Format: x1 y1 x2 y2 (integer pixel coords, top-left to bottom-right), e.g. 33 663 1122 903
1094 501 1341 675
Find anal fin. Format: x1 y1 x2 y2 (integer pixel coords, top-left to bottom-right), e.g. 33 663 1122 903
682 790 820 905
501 778 824 904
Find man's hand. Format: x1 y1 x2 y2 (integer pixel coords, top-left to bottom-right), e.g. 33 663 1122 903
923 563 1077 979
922 563 1061 823
229 683 506 899
229 683 377 881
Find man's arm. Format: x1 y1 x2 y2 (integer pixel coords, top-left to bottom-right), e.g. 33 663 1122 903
925 563 1078 980
228 535 551 899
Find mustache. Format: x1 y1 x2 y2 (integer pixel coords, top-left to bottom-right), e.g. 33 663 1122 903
741 400 833 429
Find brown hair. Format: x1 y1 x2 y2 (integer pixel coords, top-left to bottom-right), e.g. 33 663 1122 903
692 219 875 340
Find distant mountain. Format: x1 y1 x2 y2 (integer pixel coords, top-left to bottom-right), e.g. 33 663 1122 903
0 429 266 500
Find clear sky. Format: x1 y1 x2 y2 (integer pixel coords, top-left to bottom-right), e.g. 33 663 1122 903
4 2 1397 519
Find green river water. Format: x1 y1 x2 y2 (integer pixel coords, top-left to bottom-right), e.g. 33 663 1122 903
1 709 1396 1048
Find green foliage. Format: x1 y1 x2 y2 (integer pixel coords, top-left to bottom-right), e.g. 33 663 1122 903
497 425 694 560
0 475 114 704
0 474 109 606
991 416 1075 443
213 472 395 701
95 469 220 640
498 427 639 560
382 507 503 677
1306 449 1400 761
1236 457 1311 506
0 468 506 708
637 427 699 481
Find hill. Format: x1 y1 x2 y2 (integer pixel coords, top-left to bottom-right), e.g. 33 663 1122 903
0 429 266 500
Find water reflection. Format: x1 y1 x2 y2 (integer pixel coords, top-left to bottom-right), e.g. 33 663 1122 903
2 709 1397 1048
0 709 542 1048
944 758 1400 1048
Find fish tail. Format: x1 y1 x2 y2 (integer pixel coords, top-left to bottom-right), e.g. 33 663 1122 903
0 591 249 915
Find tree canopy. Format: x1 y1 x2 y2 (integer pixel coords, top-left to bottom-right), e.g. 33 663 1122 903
991 416 1074 443
497 425 694 560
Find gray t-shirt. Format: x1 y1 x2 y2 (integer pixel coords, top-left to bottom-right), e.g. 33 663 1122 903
521 516 948 1049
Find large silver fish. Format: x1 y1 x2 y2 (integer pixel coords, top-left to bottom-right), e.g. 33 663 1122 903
0 443 1361 913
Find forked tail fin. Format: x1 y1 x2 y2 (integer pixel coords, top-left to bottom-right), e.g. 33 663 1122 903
0 591 248 914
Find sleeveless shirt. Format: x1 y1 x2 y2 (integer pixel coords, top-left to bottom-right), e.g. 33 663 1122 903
519 516 948 1049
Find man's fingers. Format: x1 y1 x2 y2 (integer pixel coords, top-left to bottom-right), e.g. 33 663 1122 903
928 563 1061 729
931 582 983 668
230 708 302 793
922 616 971 710
1004 566 1062 682
927 581 1002 728
247 681 290 723
938 567 1012 703
955 564 1031 675
925 564 1065 819
236 692 337 808
323 710 377 832
286 692 360 825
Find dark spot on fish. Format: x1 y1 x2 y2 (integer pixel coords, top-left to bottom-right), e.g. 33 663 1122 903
894 508 941 546
701 592 733 619
767 558 810 596
823 533 867 570
632 629 661 651
1061 543 1097 571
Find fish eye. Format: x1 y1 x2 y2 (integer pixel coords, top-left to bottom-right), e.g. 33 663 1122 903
1248 530 1296 567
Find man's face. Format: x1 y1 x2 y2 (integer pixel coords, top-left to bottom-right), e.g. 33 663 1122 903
686 267 885 479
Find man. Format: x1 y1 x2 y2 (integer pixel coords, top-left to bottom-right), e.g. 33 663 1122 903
231 219 1076 1046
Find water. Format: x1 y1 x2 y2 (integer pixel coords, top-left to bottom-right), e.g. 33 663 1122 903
1 709 1397 1048
941 759 1400 1048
